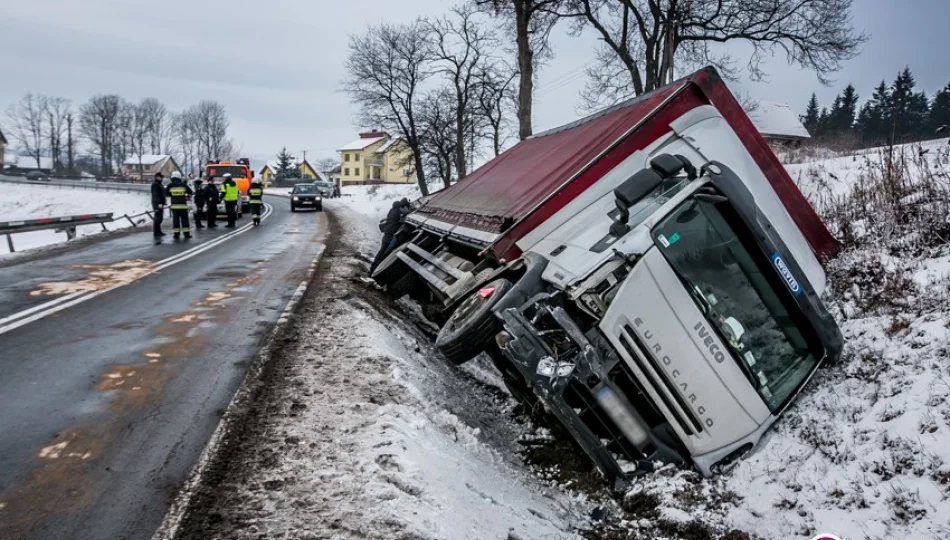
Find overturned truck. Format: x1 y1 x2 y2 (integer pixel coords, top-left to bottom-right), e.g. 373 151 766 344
373 67 843 489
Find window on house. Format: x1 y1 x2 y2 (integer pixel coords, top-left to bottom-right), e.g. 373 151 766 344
355 153 360 162
345 154 350 162
344 168 350 176
355 168 360 176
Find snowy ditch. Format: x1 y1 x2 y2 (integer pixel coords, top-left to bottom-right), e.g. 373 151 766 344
0 183 153 255
176 142 950 540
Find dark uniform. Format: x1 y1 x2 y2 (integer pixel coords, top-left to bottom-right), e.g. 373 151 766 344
203 178 219 228
369 198 411 274
248 181 264 225
151 173 166 241
193 178 206 229
165 174 194 239
221 175 239 228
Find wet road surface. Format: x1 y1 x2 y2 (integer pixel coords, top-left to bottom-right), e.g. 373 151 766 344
0 198 327 540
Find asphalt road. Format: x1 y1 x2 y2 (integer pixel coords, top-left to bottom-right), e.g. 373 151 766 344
0 196 327 540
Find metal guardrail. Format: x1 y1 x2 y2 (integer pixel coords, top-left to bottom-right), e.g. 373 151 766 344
0 175 151 194
0 211 154 253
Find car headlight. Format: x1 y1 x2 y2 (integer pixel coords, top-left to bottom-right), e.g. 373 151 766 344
293 196 299 201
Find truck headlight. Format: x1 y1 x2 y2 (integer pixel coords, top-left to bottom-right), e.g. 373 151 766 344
537 356 556 377
556 363 575 377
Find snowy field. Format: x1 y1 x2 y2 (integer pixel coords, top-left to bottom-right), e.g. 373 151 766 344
0 183 153 255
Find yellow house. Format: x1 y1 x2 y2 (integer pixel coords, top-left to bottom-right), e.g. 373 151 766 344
337 131 415 186
259 159 320 183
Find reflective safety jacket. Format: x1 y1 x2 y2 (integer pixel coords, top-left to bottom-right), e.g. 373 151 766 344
165 179 194 210
248 182 263 205
221 180 239 202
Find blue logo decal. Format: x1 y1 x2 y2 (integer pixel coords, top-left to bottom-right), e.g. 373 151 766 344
771 252 802 297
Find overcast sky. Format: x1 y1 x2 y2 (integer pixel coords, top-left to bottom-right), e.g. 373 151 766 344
1 0 947 164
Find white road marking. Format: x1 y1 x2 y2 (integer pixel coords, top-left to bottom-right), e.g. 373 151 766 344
0 204 274 336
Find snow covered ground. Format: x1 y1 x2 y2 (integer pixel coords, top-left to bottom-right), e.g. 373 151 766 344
177 194 591 540
0 183 153 255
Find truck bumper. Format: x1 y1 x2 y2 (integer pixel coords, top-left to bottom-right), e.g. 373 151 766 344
497 293 687 491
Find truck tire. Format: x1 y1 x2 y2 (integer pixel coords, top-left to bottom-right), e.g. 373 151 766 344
436 278 512 365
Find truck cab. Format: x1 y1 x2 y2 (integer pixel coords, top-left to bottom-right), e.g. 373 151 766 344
371 68 842 489
205 158 254 213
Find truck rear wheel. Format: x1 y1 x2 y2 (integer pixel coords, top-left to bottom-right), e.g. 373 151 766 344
436 278 512 365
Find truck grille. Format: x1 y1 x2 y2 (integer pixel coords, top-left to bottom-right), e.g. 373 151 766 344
619 324 704 436
563 380 644 464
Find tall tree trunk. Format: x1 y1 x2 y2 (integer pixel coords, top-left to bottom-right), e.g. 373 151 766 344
455 86 468 179
411 145 429 197
66 114 75 176
515 0 533 140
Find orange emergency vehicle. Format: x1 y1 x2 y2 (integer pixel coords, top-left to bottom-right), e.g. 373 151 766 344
205 158 254 213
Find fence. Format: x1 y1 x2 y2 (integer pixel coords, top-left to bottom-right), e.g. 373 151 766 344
0 211 154 253
0 175 151 194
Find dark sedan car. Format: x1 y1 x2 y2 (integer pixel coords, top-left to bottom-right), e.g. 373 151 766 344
290 184 322 211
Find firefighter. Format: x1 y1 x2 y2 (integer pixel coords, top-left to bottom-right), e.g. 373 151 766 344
151 172 166 243
165 171 194 240
203 175 219 228
193 177 206 230
221 173 239 228
248 179 264 225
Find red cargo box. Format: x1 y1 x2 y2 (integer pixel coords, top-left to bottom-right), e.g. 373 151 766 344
414 67 838 262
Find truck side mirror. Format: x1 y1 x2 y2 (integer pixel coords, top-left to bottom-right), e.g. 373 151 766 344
651 153 697 179
610 168 663 236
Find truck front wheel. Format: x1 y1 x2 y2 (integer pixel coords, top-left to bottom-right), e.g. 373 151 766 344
436 278 512 365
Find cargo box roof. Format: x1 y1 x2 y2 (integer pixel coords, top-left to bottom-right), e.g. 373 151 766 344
416 84 680 234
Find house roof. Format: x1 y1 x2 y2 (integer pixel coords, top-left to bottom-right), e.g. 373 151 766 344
13 156 54 170
375 136 403 154
0 126 7 145
328 164 341 174
298 159 318 176
123 154 171 166
260 162 278 175
747 101 811 139
338 136 386 151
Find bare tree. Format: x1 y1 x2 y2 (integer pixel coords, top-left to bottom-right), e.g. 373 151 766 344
314 157 338 175
474 0 562 140
5 93 47 170
425 6 500 179
113 99 147 174
343 21 433 196
562 0 866 110
65 112 76 176
476 65 517 156
139 97 170 154
418 87 458 188
171 112 199 175
79 94 123 176
44 97 71 172
188 100 231 163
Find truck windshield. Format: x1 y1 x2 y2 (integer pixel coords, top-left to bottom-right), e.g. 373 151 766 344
652 193 822 412
207 166 247 179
